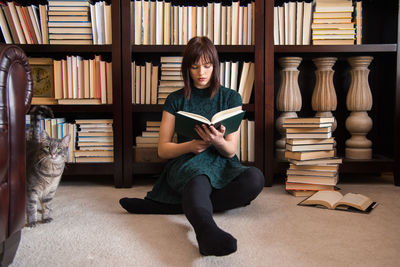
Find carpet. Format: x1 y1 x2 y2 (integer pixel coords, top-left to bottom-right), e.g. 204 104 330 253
10 176 400 267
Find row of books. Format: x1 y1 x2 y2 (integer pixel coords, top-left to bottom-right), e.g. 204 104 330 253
131 58 254 105
282 117 343 196
75 119 114 163
273 0 362 45
131 0 255 45
30 55 113 105
25 116 114 163
0 1 111 45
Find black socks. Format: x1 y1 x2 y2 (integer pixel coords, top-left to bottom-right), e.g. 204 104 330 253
119 198 183 214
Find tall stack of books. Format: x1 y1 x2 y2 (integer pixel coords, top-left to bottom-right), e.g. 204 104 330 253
74 119 114 163
311 0 355 45
158 56 183 104
283 117 342 196
47 0 92 45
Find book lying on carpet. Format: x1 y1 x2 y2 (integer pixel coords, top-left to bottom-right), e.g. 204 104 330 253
175 106 245 139
298 191 377 213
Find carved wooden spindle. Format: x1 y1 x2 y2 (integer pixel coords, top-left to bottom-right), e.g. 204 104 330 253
345 56 374 159
276 57 302 160
312 57 338 133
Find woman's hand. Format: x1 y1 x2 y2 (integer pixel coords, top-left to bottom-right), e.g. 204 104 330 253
195 124 226 146
195 124 239 158
190 139 211 154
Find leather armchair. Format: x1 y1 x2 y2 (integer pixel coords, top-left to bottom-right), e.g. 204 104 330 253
0 44 33 266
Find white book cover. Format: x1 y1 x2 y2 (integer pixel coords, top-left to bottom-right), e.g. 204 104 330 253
213 2 221 45
155 0 163 45
296 2 304 45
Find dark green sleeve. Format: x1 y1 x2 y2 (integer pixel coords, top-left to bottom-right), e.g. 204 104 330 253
162 89 184 115
227 88 243 109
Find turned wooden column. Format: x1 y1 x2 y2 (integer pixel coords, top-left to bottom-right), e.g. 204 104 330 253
345 56 374 159
276 57 302 160
312 57 338 133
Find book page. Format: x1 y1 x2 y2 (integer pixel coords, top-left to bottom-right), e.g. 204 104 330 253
303 191 344 209
211 106 242 123
176 111 210 125
334 193 373 211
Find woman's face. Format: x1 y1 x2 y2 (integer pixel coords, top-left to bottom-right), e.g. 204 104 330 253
189 57 213 89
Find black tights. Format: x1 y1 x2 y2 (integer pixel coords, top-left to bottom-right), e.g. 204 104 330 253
120 167 265 256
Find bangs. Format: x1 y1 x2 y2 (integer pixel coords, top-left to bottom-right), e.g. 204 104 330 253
192 47 215 66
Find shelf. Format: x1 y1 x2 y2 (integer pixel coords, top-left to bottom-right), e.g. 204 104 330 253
132 104 255 113
274 44 397 54
18 44 112 54
132 45 254 53
45 105 114 113
63 163 114 175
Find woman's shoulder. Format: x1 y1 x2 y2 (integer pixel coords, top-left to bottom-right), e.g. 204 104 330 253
219 85 242 103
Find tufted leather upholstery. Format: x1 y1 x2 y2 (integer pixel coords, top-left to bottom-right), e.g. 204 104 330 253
0 44 32 266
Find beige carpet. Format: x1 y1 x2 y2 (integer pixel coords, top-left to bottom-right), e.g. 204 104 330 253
10 175 400 267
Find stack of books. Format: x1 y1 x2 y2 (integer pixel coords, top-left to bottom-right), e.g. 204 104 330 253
135 121 161 148
283 117 342 196
158 56 183 104
47 0 93 45
311 0 355 45
75 119 114 163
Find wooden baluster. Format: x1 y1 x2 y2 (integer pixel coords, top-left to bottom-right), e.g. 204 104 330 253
345 56 374 159
312 57 338 132
275 57 302 160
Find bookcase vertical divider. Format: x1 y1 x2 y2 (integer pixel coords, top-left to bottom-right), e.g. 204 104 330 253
395 4 400 186
121 0 133 187
264 0 275 186
112 0 126 187
254 0 265 182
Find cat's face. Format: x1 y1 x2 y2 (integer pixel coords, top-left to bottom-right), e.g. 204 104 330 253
39 131 71 162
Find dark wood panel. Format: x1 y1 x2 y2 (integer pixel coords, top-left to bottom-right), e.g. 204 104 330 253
64 163 114 175
19 44 112 53
132 45 254 53
40 105 114 113
132 104 255 112
275 44 397 54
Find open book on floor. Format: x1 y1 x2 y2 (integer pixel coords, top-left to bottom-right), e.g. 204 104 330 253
175 106 245 139
298 190 377 214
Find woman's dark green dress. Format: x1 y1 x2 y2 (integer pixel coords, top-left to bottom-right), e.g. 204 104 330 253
146 86 249 204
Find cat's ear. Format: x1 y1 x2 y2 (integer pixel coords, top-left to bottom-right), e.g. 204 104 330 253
40 130 50 141
61 135 71 147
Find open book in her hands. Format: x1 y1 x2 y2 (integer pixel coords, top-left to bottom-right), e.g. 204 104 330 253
298 190 377 214
175 106 245 139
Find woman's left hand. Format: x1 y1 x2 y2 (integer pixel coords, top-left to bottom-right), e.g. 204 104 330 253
195 124 226 146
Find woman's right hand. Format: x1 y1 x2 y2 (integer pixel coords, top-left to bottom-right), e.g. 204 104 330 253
190 139 211 154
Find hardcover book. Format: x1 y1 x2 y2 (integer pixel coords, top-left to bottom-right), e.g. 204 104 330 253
298 191 377 214
175 106 245 139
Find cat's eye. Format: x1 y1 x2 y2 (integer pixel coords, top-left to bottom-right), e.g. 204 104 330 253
43 146 50 152
57 148 62 152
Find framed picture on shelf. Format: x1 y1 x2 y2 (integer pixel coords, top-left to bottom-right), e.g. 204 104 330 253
28 58 57 105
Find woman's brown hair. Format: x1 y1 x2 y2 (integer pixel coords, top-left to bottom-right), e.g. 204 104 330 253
181 36 220 99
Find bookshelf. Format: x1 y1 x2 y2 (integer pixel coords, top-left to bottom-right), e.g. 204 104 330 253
121 0 265 187
266 0 400 186
4 0 126 187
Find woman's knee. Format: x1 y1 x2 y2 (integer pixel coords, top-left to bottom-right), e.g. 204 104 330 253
238 167 265 197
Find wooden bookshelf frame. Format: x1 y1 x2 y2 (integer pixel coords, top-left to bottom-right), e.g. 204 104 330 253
122 0 265 186
265 0 400 186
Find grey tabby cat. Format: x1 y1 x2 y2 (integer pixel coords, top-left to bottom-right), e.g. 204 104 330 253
26 105 71 227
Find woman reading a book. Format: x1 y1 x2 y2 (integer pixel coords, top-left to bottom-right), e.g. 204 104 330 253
119 36 264 256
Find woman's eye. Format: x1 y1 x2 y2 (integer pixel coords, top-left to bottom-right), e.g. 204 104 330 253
191 65 198 69
204 64 212 68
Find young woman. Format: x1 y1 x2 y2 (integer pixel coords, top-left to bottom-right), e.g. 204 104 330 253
120 36 264 256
